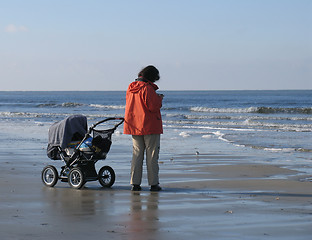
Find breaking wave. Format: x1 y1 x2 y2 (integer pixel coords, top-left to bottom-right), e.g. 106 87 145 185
89 104 125 110
190 106 312 114
36 102 84 108
36 102 125 110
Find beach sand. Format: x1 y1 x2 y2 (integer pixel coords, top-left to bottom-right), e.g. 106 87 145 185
1 145 312 240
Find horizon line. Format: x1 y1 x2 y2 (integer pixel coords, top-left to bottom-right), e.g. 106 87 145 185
0 89 311 92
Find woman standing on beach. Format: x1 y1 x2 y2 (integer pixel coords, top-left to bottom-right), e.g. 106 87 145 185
124 65 163 191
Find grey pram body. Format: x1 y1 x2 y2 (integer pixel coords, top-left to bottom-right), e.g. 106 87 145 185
42 115 124 189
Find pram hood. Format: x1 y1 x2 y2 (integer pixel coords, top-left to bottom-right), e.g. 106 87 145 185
47 115 87 159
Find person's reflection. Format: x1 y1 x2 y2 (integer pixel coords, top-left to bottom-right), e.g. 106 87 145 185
128 192 160 238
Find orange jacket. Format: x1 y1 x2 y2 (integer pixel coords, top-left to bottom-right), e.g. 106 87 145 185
124 79 163 135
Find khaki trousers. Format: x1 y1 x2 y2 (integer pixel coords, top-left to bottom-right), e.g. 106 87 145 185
130 134 160 186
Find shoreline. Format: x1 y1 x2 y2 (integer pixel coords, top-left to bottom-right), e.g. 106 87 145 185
1 145 312 239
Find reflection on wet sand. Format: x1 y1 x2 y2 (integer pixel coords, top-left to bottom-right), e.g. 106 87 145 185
42 187 96 216
41 186 161 238
128 192 160 238
41 186 120 222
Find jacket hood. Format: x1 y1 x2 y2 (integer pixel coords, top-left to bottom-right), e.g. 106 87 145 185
128 79 159 93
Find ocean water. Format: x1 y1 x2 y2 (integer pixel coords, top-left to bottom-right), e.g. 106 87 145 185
0 90 311 174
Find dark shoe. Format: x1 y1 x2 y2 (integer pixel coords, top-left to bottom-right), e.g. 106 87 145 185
150 185 162 192
131 185 141 191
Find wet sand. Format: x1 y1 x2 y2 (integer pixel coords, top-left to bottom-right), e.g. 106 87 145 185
1 147 312 240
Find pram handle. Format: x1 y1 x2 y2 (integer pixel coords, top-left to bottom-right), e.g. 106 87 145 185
89 117 124 131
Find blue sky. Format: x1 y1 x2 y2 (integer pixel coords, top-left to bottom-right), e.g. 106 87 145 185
1 0 311 90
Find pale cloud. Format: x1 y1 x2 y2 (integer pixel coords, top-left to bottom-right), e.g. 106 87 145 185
5 24 28 33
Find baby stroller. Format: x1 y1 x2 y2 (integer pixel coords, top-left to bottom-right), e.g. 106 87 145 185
41 115 124 189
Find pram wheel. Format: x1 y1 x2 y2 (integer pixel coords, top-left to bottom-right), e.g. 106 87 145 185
41 165 58 187
68 167 85 189
98 166 115 188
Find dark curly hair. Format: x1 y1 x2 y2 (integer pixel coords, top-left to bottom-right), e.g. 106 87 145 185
138 65 160 82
